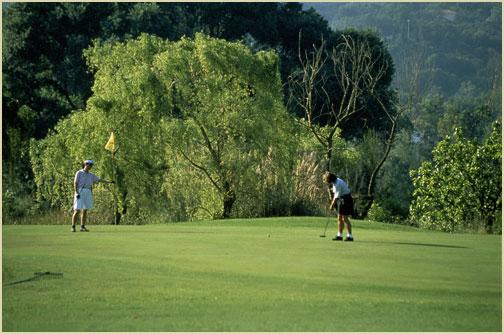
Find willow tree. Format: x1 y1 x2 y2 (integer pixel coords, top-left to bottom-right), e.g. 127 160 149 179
30 35 173 223
156 33 294 219
30 33 294 221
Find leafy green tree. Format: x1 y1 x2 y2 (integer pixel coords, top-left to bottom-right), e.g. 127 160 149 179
30 33 295 221
410 122 501 233
30 34 174 223
373 79 500 222
2 2 109 219
3 2 330 146
157 33 295 218
471 122 502 232
3 3 331 216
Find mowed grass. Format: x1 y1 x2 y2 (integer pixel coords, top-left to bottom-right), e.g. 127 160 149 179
2 217 501 331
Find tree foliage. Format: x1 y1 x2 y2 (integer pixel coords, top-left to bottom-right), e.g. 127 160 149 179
29 34 294 222
2 3 331 220
288 29 395 164
2 2 330 143
288 29 395 139
309 2 501 223
6 2 499 228
156 33 295 218
410 122 501 233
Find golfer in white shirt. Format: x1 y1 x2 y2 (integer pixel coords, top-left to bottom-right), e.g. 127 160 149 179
324 172 354 241
72 160 114 232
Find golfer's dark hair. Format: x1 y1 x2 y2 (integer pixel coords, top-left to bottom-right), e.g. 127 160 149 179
323 172 337 183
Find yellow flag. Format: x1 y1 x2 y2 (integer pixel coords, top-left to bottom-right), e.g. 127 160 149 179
104 132 116 152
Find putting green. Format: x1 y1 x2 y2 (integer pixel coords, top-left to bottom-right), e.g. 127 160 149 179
2 217 501 331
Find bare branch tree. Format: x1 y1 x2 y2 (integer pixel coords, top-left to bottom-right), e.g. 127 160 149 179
288 32 387 172
289 31 403 216
357 90 404 217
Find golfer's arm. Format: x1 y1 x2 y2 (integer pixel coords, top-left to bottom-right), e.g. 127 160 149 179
330 197 337 209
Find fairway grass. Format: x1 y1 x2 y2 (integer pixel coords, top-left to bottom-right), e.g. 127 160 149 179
2 217 501 331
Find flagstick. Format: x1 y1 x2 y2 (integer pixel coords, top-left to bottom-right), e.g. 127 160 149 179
105 131 119 225
112 149 117 225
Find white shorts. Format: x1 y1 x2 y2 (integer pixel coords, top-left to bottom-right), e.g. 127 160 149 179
74 188 93 210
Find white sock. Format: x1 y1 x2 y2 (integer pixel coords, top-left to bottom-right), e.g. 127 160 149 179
347 233 352 238
337 232 342 237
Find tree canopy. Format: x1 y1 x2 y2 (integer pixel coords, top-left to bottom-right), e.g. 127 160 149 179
4 2 501 233
30 33 295 221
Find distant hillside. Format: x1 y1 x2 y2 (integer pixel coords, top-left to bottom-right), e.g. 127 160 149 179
305 2 502 98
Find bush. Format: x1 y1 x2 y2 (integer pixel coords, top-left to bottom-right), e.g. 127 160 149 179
367 202 390 222
410 123 501 233
367 202 406 225
2 190 36 221
290 199 321 216
493 211 502 234
2 174 38 223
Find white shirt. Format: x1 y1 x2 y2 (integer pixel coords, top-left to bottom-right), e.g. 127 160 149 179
332 178 351 199
74 169 101 190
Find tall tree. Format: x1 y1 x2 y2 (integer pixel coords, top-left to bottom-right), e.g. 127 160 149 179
288 30 395 170
3 2 333 140
158 33 294 218
2 2 330 174
3 2 331 220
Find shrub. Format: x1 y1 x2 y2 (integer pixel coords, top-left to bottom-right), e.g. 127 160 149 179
410 122 501 233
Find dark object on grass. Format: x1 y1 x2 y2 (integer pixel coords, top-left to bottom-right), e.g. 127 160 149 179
5 272 63 286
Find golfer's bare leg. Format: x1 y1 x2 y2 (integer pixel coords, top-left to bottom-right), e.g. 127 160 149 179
72 210 80 226
344 215 352 234
338 214 345 234
81 210 87 226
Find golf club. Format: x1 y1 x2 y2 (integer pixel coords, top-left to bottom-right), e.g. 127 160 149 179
319 213 331 238
320 199 340 238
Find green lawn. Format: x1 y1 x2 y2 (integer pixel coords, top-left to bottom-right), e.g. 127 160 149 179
2 217 502 331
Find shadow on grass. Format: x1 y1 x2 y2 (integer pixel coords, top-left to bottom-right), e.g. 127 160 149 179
358 240 469 249
4 272 63 287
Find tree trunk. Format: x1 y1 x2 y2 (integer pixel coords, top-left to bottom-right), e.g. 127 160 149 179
112 190 127 225
483 207 495 234
485 216 494 234
353 194 373 219
361 114 398 218
114 211 122 225
222 181 236 219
